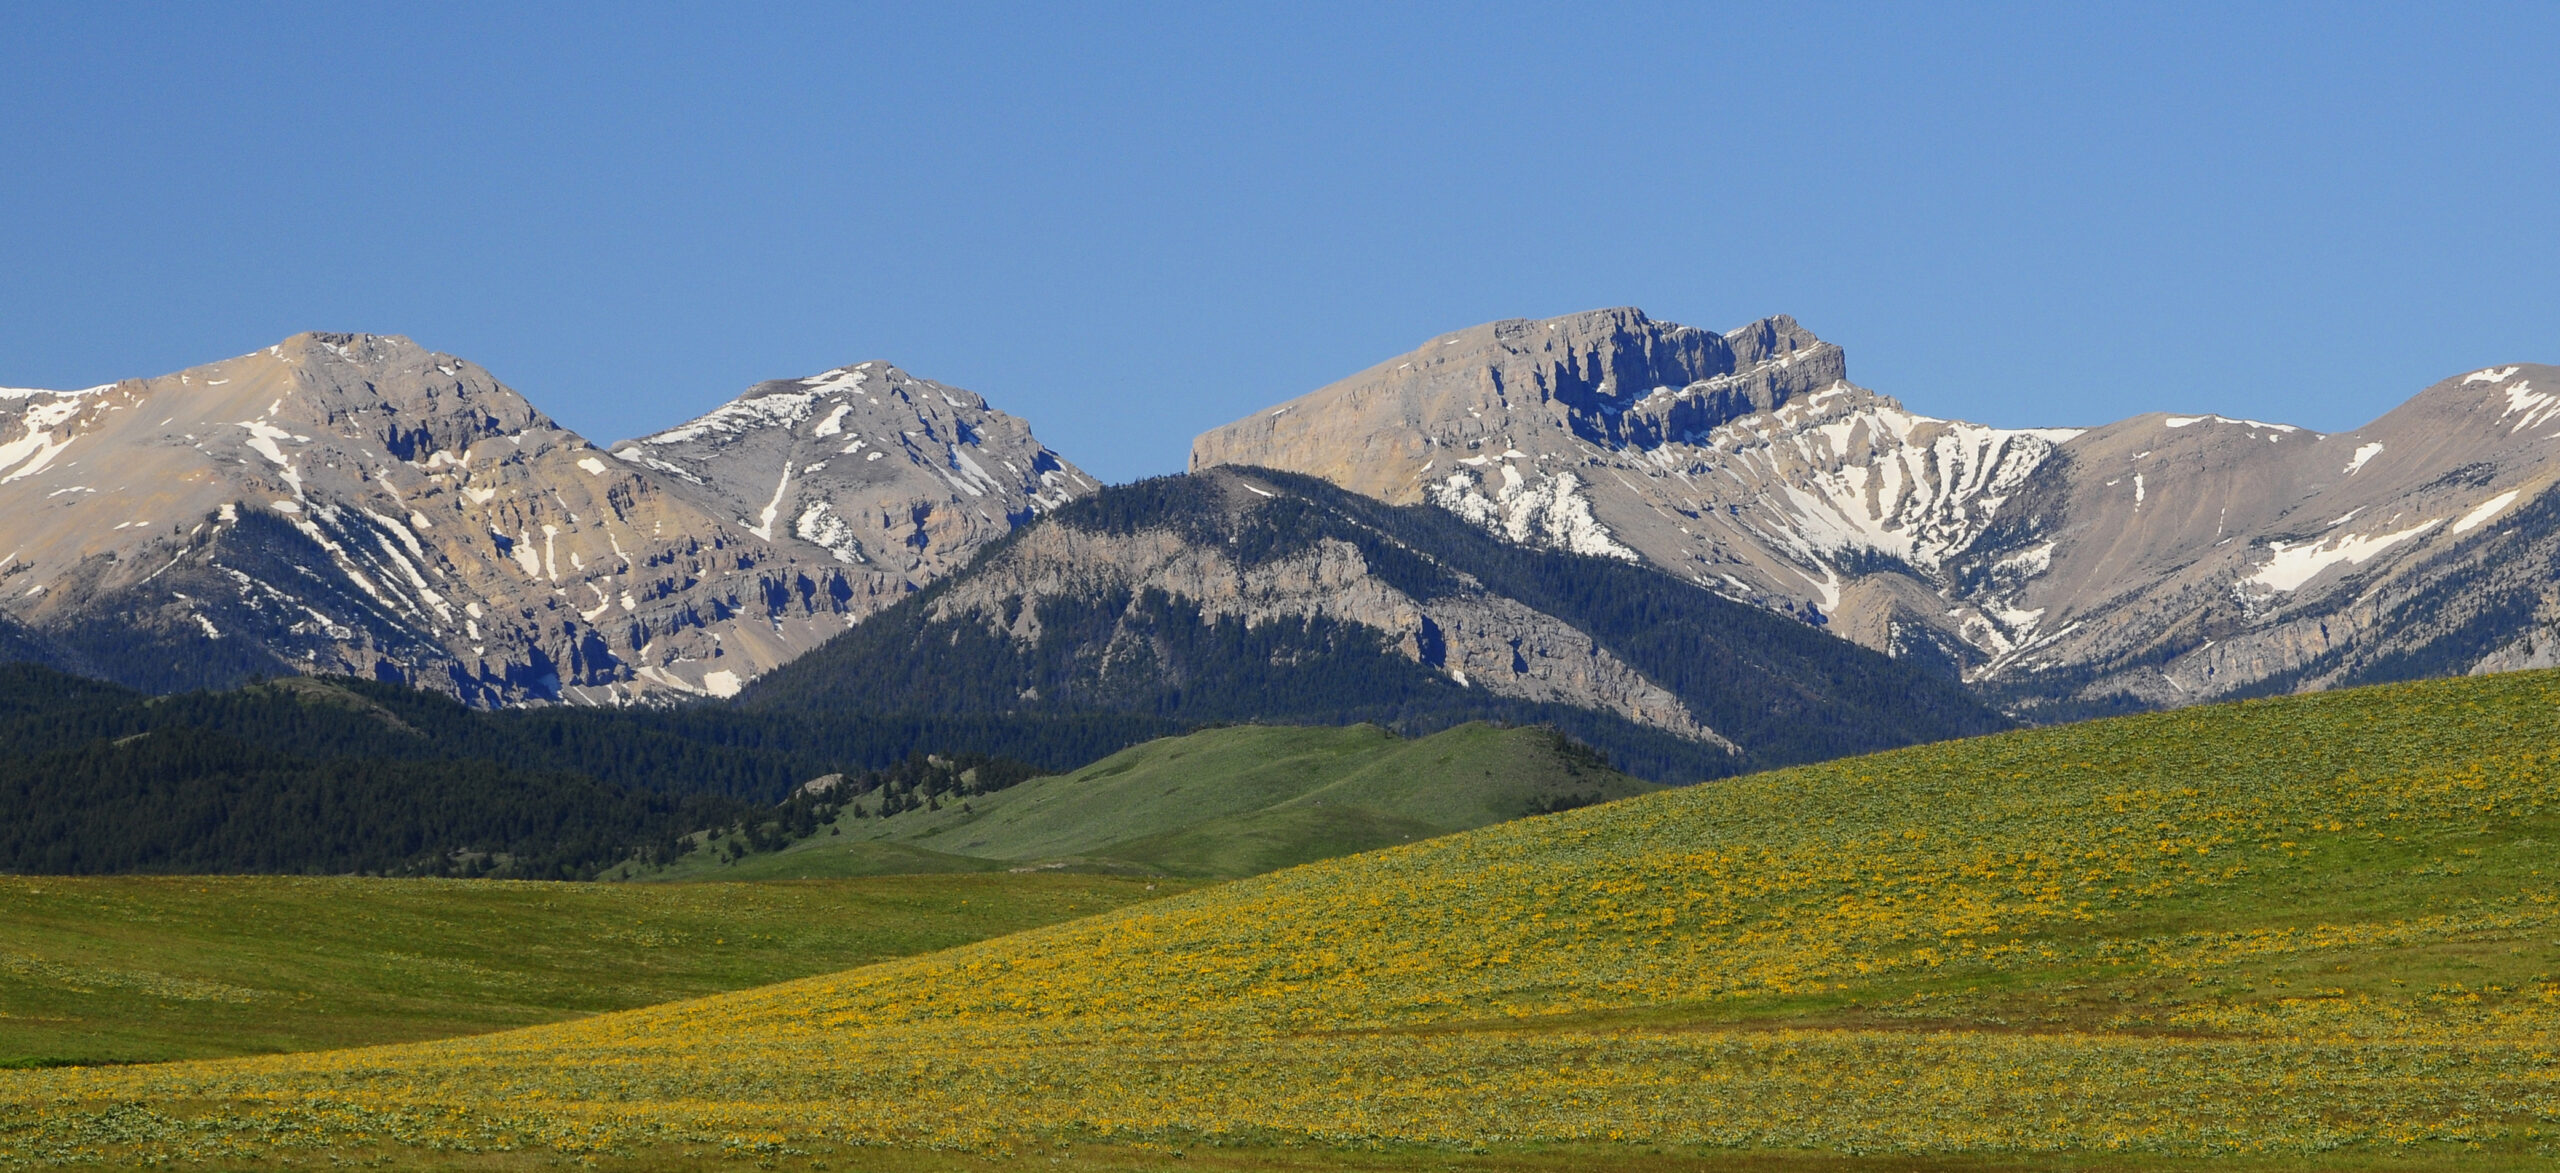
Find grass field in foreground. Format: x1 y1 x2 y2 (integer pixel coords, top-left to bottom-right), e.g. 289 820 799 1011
12 669 2560 1168
0 872 1188 1066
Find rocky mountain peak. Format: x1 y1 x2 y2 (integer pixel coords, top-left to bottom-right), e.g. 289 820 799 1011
249 333 558 463
1201 310 2560 719
1723 314 1825 364
0 335 1093 706
278 330 422 364
615 359 1094 573
1191 307 1851 507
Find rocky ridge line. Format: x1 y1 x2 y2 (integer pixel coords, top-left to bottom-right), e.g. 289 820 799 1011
1193 308 2560 713
0 333 1091 704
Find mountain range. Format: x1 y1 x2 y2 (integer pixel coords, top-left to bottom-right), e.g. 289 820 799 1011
1195 309 2560 716
2 311 2549 734
736 464 2007 780
0 334 1091 703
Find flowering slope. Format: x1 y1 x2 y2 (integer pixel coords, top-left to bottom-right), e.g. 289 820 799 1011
11 670 2560 1165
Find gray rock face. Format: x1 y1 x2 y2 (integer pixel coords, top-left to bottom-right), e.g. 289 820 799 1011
1978 366 2560 711
615 362 1093 585
1193 309 2560 714
1189 308 1842 507
0 334 1090 704
920 473 1731 749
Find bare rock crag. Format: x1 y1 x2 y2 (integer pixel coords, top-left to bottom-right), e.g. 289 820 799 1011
1194 309 2560 713
0 335 1091 703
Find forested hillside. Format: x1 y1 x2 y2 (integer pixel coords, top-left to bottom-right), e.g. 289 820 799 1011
0 667 1066 878
0 664 1642 879
0 667 1146 798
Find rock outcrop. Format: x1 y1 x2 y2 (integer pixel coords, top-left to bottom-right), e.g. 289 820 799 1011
921 492 1729 748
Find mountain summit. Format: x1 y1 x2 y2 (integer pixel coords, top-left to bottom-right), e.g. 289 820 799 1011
0 334 1090 703
617 362 1090 580
1191 308 1843 508
1195 309 2560 715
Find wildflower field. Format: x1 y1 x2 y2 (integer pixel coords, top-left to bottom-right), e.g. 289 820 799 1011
10 670 2560 1169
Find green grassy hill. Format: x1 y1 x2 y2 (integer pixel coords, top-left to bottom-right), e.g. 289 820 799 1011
17 669 2560 1169
0 872 1187 1067
646 721 1658 880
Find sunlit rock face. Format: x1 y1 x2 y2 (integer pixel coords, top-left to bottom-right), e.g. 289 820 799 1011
0 334 1091 704
619 361 1093 586
1194 309 2560 715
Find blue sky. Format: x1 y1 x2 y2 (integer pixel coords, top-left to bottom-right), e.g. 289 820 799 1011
3 3 2553 483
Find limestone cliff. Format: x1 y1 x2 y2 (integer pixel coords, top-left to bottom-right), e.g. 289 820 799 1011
1193 308 2560 715
0 334 1090 703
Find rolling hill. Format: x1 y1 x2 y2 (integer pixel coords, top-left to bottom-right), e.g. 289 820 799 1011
650 722 1659 880
0 872 1184 1068
11 668 2560 1167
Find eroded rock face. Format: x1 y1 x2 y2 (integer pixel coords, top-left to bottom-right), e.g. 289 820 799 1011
615 362 1093 583
0 334 1090 703
922 502 1730 748
1190 309 2079 677
1191 308 1840 506
1194 308 2560 714
1981 368 2560 711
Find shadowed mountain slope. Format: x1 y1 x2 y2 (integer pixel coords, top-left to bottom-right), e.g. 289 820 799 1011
741 466 2011 782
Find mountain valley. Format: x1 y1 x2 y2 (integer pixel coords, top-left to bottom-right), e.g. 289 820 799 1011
6 317 2560 1173
19 663 2560 1166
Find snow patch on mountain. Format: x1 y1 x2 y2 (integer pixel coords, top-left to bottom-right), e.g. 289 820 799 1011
1429 466 1639 561
2497 381 2560 432
2453 490 2522 535
642 391 823 446
2164 414 2305 433
2245 521 2443 593
1702 391 2076 575
793 501 864 564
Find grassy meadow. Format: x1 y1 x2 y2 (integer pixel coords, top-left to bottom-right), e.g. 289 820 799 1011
642 721 1655 881
11 669 2560 1168
0 872 1189 1067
